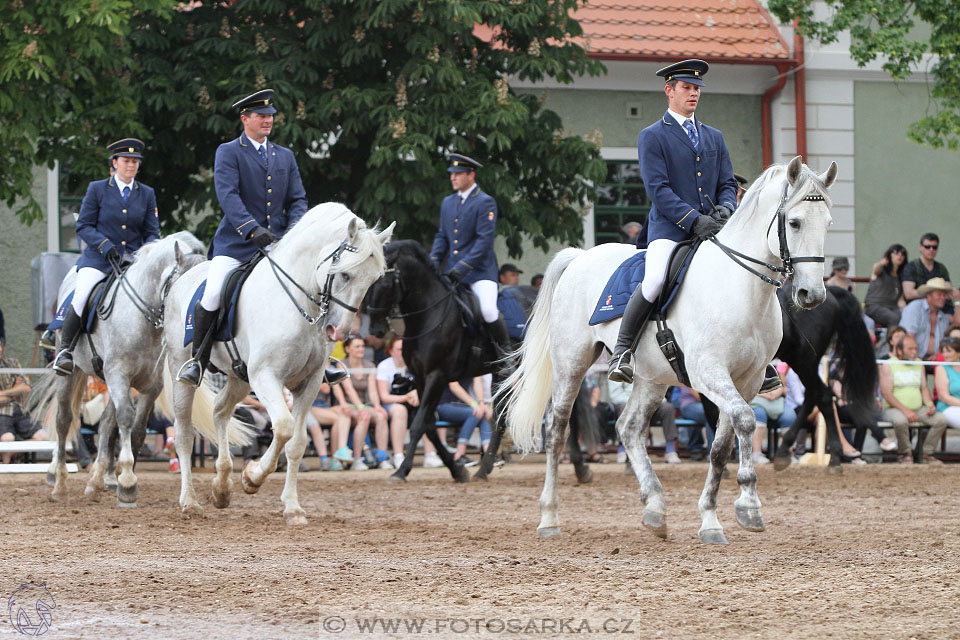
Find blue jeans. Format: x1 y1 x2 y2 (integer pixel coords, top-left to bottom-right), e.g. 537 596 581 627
680 403 708 453
436 403 491 446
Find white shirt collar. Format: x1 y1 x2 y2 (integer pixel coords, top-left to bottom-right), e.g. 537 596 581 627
667 108 696 128
254 138 267 152
115 176 134 193
459 183 478 201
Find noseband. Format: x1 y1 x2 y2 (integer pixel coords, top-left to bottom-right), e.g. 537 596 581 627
710 180 826 288
262 238 360 326
364 265 457 340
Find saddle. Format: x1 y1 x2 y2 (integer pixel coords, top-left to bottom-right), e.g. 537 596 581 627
448 280 508 360
184 253 264 381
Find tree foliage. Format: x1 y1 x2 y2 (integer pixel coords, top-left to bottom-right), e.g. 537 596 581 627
769 0 960 150
0 0 177 223
7 0 607 256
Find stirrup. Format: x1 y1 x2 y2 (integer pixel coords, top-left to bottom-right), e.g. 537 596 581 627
176 358 203 388
324 357 350 386
607 351 634 384
52 350 75 376
758 366 782 394
39 330 57 351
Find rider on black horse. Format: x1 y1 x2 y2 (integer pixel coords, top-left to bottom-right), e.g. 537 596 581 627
430 153 511 356
608 59 780 393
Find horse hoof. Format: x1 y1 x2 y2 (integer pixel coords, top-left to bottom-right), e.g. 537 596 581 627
284 509 308 527
83 486 100 502
212 492 231 509
241 462 261 494
537 526 562 538
387 471 407 484
44 472 56 488
773 455 792 471
574 465 594 484
48 490 67 503
699 528 729 545
642 509 668 539
117 484 138 505
826 464 843 475
472 469 489 482
181 504 205 520
735 505 765 532
116 500 138 509
104 475 118 491
453 465 470 483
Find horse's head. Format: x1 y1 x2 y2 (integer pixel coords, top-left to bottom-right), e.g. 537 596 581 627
132 231 207 305
313 215 396 342
364 247 401 339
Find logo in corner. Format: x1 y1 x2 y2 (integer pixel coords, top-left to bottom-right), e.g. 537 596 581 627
605 294 613 306
8 582 56 636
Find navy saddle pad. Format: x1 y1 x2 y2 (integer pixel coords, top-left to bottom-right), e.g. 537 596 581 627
588 247 695 325
183 255 263 347
49 280 112 333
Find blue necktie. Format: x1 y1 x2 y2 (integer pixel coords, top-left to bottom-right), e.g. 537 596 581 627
258 145 268 165
122 186 130 204
683 120 700 150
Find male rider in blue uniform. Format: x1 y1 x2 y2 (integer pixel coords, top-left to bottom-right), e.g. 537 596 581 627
53 138 160 375
608 60 780 393
430 153 510 353
177 89 342 387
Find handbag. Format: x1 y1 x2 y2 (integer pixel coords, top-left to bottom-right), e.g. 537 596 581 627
390 372 416 396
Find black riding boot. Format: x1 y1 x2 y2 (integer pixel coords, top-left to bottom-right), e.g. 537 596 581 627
52 307 84 376
608 288 656 384
176 305 217 387
486 317 512 359
759 363 782 393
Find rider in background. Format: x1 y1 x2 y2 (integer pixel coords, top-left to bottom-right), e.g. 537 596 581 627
607 59 781 395
430 153 510 355
53 138 159 375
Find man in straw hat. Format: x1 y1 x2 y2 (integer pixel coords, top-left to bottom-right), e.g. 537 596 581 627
899 277 955 360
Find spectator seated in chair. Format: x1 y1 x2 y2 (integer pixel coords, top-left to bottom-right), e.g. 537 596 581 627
0 338 49 464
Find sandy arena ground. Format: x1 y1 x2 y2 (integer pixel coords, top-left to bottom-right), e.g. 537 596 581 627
1 457 958 639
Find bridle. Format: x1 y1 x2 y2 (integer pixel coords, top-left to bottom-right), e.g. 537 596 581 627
365 264 456 340
261 238 360 325
99 249 204 329
709 179 826 288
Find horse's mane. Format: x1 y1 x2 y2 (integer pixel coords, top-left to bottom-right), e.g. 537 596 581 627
280 202 386 271
386 239 434 270
723 162 833 234
130 231 205 265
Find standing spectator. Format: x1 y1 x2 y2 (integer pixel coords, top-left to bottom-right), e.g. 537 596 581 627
825 257 854 293
376 337 428 469
531 274 544 289
864 244 908 328
902 233 956 317
498 263 522 286
879 334 948 464
934 338 960 429
899 278 954 360
0 338 49 464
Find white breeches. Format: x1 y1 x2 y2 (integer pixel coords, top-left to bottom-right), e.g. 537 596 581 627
471 279 500 323
72 268 108 315
200 255 242 311
640 238 679 303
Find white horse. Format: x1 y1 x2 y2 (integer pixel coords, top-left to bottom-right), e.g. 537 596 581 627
162 203 394 525
500 157 838 544
39 232 223 505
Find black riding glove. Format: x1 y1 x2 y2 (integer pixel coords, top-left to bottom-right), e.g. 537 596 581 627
691 214 722 240
249 226 278 249
444 269 463 283
105 246 123 270
711 205 733 222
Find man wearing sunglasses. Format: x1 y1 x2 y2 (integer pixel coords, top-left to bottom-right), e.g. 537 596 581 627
903 233 956 319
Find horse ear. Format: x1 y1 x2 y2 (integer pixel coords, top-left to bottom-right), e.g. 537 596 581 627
173 241 185 267
347 217 359 241
378 221 396 245
787 156 803 186
820 161 839 189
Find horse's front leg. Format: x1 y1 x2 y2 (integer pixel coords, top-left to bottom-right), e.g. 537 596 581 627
390 371 447 483
699 409 737 544
210 379 250 509
536 376 585 537
241 376 291 493
619 383 669 539
279 381 322 526
109 378 141 507
49 372 81 502
474 402 506 482
84 401 117 500
172 380 202 519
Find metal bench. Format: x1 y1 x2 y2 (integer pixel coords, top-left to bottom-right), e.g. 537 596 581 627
0 441 78 474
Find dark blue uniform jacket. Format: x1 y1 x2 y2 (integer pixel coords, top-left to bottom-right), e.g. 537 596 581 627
637 111 738 245
211 133 308 261
76 177 160 271
430 187 499 284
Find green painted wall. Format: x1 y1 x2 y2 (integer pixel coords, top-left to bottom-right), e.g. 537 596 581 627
854 81 960 284
0 167 49 364
523 88 764 180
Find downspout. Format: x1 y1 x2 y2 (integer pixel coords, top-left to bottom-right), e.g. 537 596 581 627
761 64 789 167
793 22 808 160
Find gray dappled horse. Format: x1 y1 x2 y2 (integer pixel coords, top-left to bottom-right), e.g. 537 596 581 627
500 157 837 544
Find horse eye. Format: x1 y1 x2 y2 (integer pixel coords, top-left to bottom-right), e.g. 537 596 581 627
789 219 801 230
340 273 351 282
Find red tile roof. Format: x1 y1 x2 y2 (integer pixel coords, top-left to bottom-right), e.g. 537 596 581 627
573 0 790 62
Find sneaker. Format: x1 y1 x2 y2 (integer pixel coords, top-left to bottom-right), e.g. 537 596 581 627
880 437 898 452
320 457 333 472
352 458 369 471
333 446 353 464
923 455 943 466
362 446 376 467
393 453 405 468
455 455 477 467
378 458 395 470
330 459 343 471
169 458 181 474
298 461 310 472
751 452 770 465
423 452 443 468
616 446 627 465
164 437 176 458
493 456 505 468
849 457 867 466
898 454 914 465
663 451 682 464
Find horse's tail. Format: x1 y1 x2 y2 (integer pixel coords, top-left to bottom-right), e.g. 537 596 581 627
829 286 878 420
157 347 256 447
498 247 583 453
26 370 84 445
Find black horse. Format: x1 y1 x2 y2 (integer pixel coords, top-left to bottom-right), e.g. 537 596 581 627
366 240 597 483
